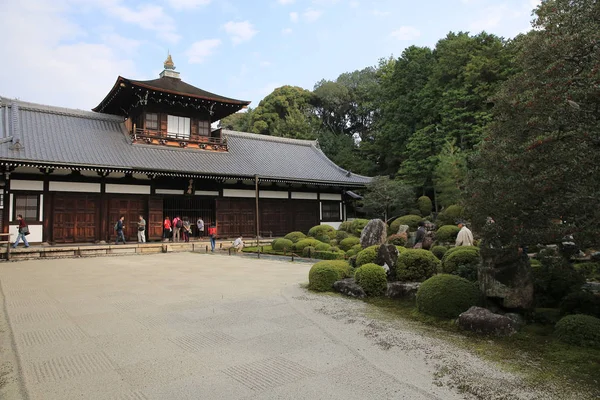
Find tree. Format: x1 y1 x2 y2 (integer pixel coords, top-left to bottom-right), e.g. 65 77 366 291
219 110 252 131
469 0 600 249
433 140 467 208
361 176 415 221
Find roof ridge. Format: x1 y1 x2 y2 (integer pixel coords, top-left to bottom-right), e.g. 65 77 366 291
0 96 124 123
310 143 371 181
223 130 316 147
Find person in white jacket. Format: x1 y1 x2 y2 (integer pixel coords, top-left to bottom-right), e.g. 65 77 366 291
455 220 474 247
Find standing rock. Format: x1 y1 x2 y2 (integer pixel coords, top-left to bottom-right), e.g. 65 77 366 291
376 244 399 280
333 279 366 298
590 251 600 262
458 307 517 336
396 224 409 236
386 282 420 299
360 219 387 248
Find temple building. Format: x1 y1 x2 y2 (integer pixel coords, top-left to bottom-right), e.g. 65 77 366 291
0 56 370 244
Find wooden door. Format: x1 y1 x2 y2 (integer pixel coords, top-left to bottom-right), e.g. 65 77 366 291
291 201 319 234
148 197 163 241
52 194 98 243
260 199 290 237
216 198 255 237
108 196 146 242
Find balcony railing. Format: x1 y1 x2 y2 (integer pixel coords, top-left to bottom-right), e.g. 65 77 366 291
131 128 227 151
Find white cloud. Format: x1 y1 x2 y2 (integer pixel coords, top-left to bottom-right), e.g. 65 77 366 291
101 33 142 53
222 21 258 44
371 9 390 17
260 61 272 67
303 8 323 22
349 0 359 7
186 39 222 63
282 27 293 35
312 0 340 4
166 0 211 10
390 26 421 40
277 0 295 4
290 11 299 22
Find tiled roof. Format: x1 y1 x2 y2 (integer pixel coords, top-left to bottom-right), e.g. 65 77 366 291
0 97 371 186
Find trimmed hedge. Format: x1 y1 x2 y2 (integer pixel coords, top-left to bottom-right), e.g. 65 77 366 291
555 314 600 349
437 205 464 226
295 238 322 252
315 243 331 251
314 235 331 244
416 274 481 319
395 246 407 255
431 246 448 260
560 291 600 318
339 221 353 232
390 215 422 233
355 263 388 296
302 246 316 257
417 196 433 217
339 237 361 251
395 249 441 282
386 234 407 247
314 250 346 260
308 225 336 240
272 238 294 251
441 246 480 281
435 225 461 243
356 245 380 268
308 260 352 291
336 230 350 241
350 219 369 236
284 231 306 243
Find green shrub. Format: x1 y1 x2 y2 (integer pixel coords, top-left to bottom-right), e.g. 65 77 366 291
314 250 346 260
409 209 423 217
560 291 600 318
530 259 542 267
314 235 331 244
330 239 338 246
339 237 360 251
533 249 586 307
396 246 407 254
335 230 350 241
329 246 341 252
574 262 600 281
532 308 562 325
395 249 441 282
315 242 331 251
348 255 357 268
390 215 422 233
350 219 369 236
346 249 358 257
272 238 294 251
435 225 461 243
356 245 379 267
417 196 433 217
284 231 306 243
355 264 388 296
302 246 316 257
436 205 464 226
339 221 353 233
308 264 339 292
431 246 448 260
416 274 481 319
295 238 322 252
308 225 336 240
386 234 407 247
555 314 600 348
351 244 363 252
441 246 480 281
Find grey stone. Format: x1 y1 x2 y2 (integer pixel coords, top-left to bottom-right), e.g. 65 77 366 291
386 282 420 299
582 282 600 294
458 307 517 336
376 244 399 280
590 251 600 262
396 224 409 235
504 313 525 330
333 279 366 298
360 219 387 248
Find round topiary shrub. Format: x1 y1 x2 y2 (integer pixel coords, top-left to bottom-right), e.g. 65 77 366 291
272 238 294 251
284 231 306 243
346 249 358 257
395 246 407 255
302 246 316 257
329 246 341 252
314 235 331 244
560 291 600 318
416 274 481 319
356 245 379 268
315 242 331 251
351 244 363 252
436 205 464 226
314 250 346 260
355 263 388 296
295 238 322 252
395 249 441 282
308 225 336 240
417 196 433 217
336 230 350 241
554 314 600 348
308 264 339 292
441 246 480 280
386 234 407 247
329 239 338 247
338 221 353 233
431 245 448 260
435 225 461 243
350 219 369 236
339 237 360 251
390 215 422 233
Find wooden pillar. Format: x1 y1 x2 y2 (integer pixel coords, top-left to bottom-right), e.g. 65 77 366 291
255 175 260 241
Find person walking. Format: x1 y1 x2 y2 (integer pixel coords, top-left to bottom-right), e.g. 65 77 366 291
207 222 217 252
196 217 204 238
163 216 171 241
137 215 146 243
413 221 426 249
172 215 182 242
455 219 474 247
182 218 191 243
115 215 126 245
12 214 30 248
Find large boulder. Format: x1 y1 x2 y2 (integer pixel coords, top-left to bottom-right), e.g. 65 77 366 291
396 224 409 235
591 251 600 262
333 279 366 298
458 306 517 336
386 282 420 299
376 244 399 280
582 282 600 295
360 219 387 248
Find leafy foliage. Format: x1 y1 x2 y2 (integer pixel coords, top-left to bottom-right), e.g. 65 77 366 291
441 246 480 281
308 225 336 240
339 237 360 251
390 215 422 232
431 245 448 260
555 315 600 349
386 234 407 247
395 249 441 282
435 225 461 243
315 243 330 251
436 205 464 226
532 250 586 308
308 260 352 291
361 177 414 221
272 238 294 251
416 274 481 319
354 264 388 296
294 238 322 252
560 291 600 319
433 140 467 208
284 231 306 243
356 245 379 267
417 196 433 216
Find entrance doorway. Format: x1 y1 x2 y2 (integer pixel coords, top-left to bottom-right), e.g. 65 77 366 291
163 196 215 237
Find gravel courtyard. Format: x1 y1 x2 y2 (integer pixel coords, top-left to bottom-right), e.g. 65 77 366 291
0 253 568 400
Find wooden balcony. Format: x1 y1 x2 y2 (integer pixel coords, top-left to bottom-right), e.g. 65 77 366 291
130 128 228 151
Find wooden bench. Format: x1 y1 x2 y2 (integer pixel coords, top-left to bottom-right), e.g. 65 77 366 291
0 233 11 261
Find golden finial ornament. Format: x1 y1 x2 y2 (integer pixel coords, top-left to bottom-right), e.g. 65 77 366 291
164 54 175 70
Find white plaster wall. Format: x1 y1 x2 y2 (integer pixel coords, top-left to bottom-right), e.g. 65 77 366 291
10 179 43 191
49 181 101 193
223 189 255 198
195 191 219 196
320 221 342 230
9 224 43 243
105 184 151 194
320 193 342 201
155 189 182 195
291 192 318 200
259 191 288 199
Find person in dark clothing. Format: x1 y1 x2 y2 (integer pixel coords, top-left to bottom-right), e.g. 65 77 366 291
12 214 30 248
115 215 126 245
413 221 426 249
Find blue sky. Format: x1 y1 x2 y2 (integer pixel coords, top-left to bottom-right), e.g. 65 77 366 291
1 0 540 114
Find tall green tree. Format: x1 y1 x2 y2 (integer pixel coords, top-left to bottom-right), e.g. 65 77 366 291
361 176 415 221
469 0 600 248
433 140 467 208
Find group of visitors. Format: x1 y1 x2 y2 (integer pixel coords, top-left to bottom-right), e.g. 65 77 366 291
114 214 147 245
413 219 473 249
